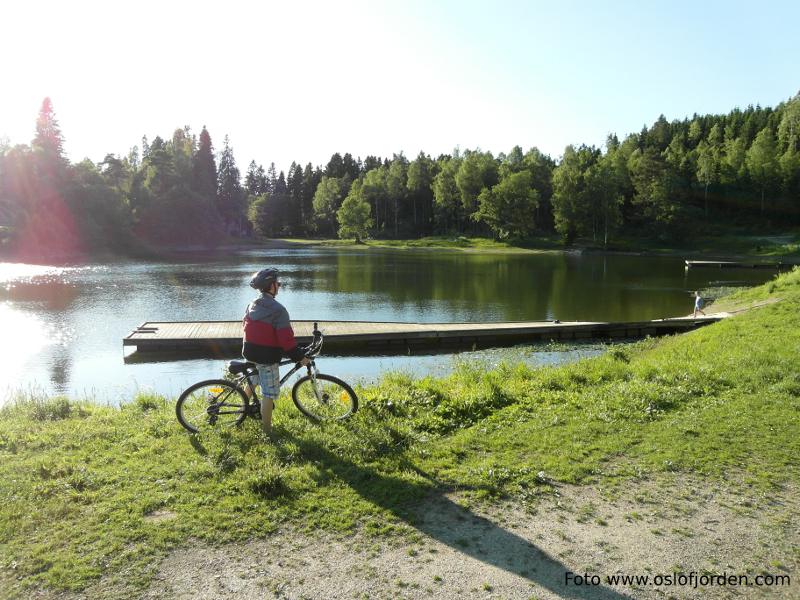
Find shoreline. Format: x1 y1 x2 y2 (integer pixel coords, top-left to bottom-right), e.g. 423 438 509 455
1 234 798 265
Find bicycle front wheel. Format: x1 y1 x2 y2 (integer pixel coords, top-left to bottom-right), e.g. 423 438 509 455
292 373 358 421
176 379 248 433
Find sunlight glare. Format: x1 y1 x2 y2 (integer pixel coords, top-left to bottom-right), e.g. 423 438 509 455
0 263 72 285
0 303 54 394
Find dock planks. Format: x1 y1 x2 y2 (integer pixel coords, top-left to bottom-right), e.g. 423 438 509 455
123 316 725 356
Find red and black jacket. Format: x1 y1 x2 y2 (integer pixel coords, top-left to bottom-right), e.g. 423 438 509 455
242 294 306 364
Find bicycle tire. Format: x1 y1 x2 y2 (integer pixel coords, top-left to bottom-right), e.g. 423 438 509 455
291 373 358 421
176 379 249 433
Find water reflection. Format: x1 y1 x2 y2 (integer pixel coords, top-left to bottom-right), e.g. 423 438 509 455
0 250 777 403
0 304 54 396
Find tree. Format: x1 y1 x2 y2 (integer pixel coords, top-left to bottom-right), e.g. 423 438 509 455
779 146 800 200
474 170 539 239
695 140 718 216
266 162 278 196
721 134 747 185
585 156 622 246
745 127 779 214
312 176 346 235
286 162 305 234
191 126 217 201
455 151 498 222
551 145 598 242
245 160 263 196
140 135 150 160
499 146 525 178
407 152 435 233
170 127 194 185
432 158 462 233
361 166 388 234
268 171 290 235
628 147 685 234
101 154 129 193
688 118 703 145
325 153 345 178
363 155 382 172
777 95 800 151
342 153 360 181
67 159 132 250
337 179 372 241
300 163 319 235
32 97 67 185
248 193 278 237
386 154 408 237
522 147 555 230
216 135 246 234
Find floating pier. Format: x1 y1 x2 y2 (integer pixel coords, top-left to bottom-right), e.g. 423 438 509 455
685 260 789 270
123 316 724 358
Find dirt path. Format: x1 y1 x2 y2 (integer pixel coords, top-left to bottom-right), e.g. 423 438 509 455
63 474 795 600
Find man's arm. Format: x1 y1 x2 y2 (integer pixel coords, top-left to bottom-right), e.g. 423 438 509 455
275 307 307 362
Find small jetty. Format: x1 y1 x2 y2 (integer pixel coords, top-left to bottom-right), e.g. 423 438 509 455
685 259 789 270
123 316 724 358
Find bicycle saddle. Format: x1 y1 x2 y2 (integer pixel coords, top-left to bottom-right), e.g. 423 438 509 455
228 360 256 375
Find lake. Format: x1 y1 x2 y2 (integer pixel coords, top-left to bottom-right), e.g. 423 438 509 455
0 248 776 403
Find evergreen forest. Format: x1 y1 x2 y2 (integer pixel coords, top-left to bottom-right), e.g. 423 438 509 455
1 95 799 259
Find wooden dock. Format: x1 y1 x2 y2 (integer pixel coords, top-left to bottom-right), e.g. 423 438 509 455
123 316 725 357
685 259 789 269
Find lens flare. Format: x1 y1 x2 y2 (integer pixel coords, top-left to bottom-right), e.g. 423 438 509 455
0 303 53 395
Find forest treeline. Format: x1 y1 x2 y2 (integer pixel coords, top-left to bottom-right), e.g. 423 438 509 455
1 95 798 258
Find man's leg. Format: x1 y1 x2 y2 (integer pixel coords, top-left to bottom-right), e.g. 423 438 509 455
256 363 280 434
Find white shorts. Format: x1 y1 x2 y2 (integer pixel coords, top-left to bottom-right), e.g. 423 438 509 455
253 363 280 399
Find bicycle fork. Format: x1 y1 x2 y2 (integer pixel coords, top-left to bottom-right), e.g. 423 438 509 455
307 363 326 404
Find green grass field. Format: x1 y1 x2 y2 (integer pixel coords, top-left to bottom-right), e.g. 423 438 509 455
1 268 799 594
279 230 800 258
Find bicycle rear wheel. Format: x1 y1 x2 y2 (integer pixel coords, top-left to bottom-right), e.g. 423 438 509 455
176 379 248 433
292 373 358 421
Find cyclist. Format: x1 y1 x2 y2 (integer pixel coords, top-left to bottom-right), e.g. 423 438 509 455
242 268 309 435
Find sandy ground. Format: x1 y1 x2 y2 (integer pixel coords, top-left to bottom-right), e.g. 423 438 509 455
36 473 795 600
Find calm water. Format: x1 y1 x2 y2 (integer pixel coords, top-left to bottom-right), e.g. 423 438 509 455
0 248 776 403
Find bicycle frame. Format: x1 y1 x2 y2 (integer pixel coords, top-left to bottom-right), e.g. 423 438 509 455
176 322 357 432
236 324 325 411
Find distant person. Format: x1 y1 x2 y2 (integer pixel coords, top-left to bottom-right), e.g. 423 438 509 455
693 291 706 318
242 268 309 435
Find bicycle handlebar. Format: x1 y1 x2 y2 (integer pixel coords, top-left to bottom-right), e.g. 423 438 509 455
304 321 323 358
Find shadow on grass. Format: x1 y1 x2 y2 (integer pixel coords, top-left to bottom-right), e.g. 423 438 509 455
275 428 632 600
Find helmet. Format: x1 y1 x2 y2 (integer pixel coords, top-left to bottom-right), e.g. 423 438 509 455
249 268 279 290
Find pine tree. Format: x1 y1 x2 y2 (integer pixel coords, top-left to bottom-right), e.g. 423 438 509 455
191 126 217 201
301 163 317 235
325 153 344 178
245 161 261 196
216 135 245 233
266 162 277 196
32 97 67 184
141 135 150 159
287 162 305 234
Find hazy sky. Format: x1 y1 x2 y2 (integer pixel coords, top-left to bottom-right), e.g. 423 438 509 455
2 0 798 174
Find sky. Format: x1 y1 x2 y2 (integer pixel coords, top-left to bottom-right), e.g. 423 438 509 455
1 0 799 174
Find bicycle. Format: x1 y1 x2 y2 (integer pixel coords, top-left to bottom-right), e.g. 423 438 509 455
175 322 358 433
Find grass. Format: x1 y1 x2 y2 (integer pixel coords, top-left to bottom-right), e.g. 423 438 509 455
276 229 800 258
1 268 799 594
280 235 563 253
